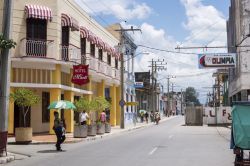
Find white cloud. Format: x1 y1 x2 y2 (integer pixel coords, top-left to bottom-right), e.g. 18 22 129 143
75 0 152 20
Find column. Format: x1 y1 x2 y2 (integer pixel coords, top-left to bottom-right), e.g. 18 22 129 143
49 64 61 134
97 80 105 97
110 84 116 126
86 75 92 101
64 91 74 133
49 88 61 134
8 87 14 134
116 86 121 126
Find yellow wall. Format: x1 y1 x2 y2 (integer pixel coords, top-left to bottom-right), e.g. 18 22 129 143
49 88 61 134
116 86 121 126
64 91 74 133
8 88 15 134
97 80 105 97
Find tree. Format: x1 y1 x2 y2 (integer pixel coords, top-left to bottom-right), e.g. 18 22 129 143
185 87 201 106
10 88 40 127
0 34 16 49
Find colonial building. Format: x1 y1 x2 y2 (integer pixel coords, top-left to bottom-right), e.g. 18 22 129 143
227 0 250 103
0 0 121 134
106 23 137 127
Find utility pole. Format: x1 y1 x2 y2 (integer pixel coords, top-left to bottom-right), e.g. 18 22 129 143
166 75 175 116
172 83 174 115
181 89 183 115
148 59 167 113
115 26 141 129
0 0 12 155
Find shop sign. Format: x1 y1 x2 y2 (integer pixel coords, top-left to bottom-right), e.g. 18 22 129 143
71 65 89 85
198 53 236 69
134 82 144 88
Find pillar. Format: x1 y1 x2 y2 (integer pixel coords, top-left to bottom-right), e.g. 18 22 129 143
116 86 121 126
8 87 14 134
64 91 74 133
110 84 116 126
97 80 105 97
86 75 92 101
50 64 62 134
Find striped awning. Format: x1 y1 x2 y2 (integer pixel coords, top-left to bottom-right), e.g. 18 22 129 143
87 31 98 44
96 38 105 49
80 26 89 38
61 13 79 31
25 4 52 21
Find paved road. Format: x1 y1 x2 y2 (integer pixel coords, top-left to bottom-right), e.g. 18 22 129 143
7 116 234 166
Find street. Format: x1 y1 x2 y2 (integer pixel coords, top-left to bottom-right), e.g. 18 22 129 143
7 116 234 166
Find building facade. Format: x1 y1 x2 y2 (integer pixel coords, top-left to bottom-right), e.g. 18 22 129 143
1 0 122 134
106 24 137 127
227 0 250 103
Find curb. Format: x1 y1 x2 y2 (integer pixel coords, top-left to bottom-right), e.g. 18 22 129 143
8 116 177 145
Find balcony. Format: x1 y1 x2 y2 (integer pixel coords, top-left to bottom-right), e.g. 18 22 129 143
87 56 98 71
97 60 107 75
61 44 81 62
115 69 120 80
20 38 54 58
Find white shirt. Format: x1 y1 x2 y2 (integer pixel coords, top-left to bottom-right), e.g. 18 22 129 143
79 112 89 122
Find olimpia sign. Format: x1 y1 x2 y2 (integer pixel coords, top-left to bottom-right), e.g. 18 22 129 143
198 53 236 69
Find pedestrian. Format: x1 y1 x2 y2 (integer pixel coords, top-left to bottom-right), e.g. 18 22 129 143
132 111 137 126
145 112 149 123
79 110 89 125
155 111 161 125
140 112 144 122
53 111 65 151
100 111 106 123
150 111 155 123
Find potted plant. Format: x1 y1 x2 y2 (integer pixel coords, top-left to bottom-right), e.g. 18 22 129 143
10 88 40 144
74 97 89 138
87 100 98 136
105 97 112 133
94 97 110 135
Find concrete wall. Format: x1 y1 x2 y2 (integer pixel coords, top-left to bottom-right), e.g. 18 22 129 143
185 106 203 126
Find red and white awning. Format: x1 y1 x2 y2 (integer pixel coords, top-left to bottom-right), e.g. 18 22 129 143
80 26 89 38
87 31 98 44
61 13 79 31
25 4 52 21
96 38 105 49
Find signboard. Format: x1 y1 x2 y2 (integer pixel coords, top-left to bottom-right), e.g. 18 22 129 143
125 102 138 106
198 53 236 69
134 82 144 88
71 65 89 85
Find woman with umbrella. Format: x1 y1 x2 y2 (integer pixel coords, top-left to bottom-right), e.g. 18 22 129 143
49 100 76 151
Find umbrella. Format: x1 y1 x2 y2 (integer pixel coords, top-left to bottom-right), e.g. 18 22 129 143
48 100 76 110
139 109 147 114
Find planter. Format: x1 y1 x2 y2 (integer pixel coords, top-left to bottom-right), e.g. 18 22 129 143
87 124 97 136
74 125 88 138
97 123 105 135
105 123 111 133
15 127 32 144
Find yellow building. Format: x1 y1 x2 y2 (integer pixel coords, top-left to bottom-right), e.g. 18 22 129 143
0 0 121 134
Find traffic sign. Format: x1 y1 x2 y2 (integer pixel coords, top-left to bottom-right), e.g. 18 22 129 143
119 100 125 107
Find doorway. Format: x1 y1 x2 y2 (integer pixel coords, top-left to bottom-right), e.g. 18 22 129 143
14 103 31 131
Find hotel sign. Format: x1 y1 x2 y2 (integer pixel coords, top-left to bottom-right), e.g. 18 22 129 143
71 65 89 85
198 53 236 69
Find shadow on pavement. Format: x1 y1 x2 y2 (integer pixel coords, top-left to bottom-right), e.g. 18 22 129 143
37 150 66 153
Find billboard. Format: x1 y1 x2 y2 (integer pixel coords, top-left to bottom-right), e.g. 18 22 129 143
198 53 236 69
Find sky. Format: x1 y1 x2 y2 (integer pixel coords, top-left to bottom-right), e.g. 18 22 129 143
75 0 231 103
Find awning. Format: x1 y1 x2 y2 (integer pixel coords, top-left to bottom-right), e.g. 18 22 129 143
61 13 79 31
96 38 105 49
25 4 52 21
80 26 89 38
87 31 98 44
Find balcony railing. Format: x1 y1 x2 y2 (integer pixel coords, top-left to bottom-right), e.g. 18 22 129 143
97 61 107 75
20 38 54 58
106 65 112 77
115 69 120 80
87 56 98 71
61 44 81 62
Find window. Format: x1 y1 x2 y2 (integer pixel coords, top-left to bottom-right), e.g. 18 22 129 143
61 26 69 61
62 26 69 46
81 38 86 64
27 18 47 40
26 18 47 56
42 92 50 123
115 59 118 69
107 54 111 65
90 43 95 57
98 49 103 61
